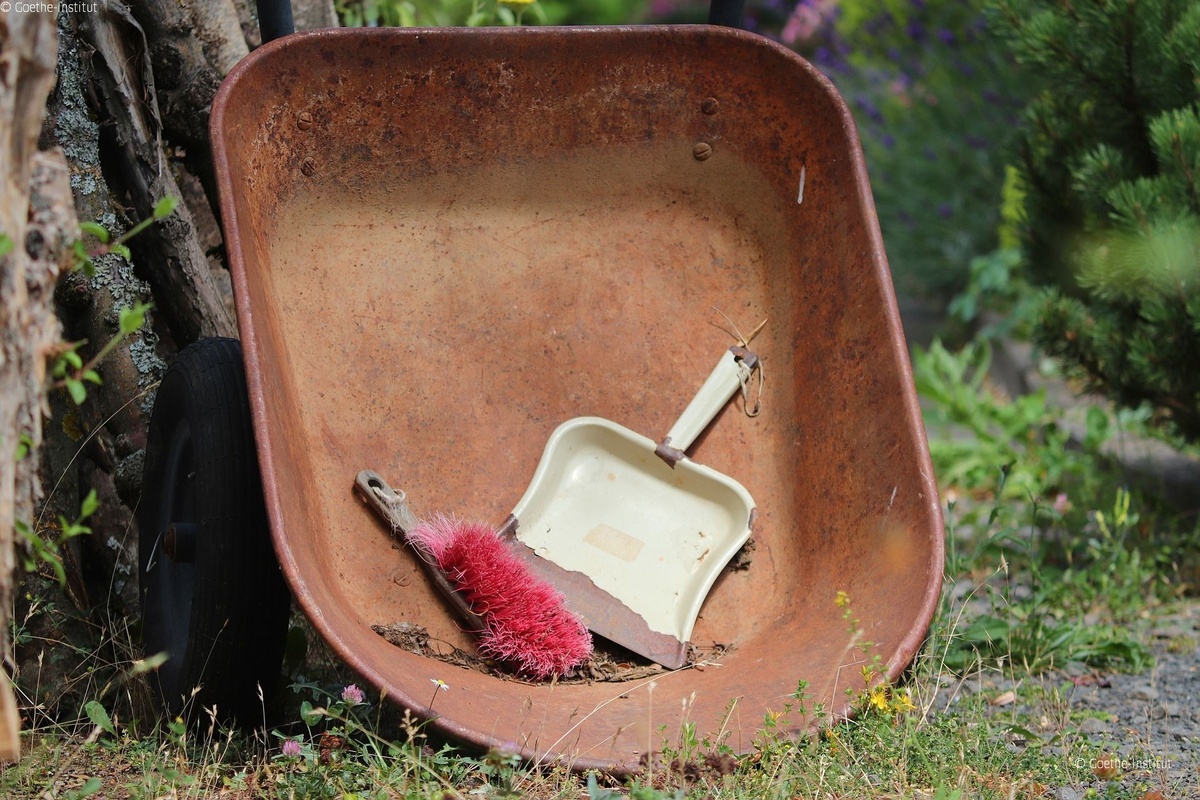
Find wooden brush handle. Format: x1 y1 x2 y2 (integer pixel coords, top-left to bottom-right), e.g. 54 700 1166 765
354 470 486 633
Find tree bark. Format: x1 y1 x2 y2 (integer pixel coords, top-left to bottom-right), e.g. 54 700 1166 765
0 8 73 762
4 0 336 750
76 2 238 347
184 0 250 77
40 9 168 618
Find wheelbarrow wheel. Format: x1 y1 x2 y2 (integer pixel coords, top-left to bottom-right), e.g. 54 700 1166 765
138 337 291 724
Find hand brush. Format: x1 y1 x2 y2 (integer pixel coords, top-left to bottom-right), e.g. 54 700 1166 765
407 515 593 678
354 471 592 679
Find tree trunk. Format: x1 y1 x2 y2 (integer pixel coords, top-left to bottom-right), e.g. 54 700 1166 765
1 9 74 762
77 2 238 346
3 0 335 753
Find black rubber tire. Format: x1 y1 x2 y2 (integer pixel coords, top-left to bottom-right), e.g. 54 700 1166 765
138 337 291 724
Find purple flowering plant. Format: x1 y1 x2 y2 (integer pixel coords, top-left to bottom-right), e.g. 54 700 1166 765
805 0 1032 301
341 683 366 706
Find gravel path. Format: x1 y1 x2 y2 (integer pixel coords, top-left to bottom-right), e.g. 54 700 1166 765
949 340 1200 797
953 602 1200 798
1056 603 1200 798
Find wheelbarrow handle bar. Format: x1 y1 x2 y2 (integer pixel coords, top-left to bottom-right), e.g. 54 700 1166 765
707 0 745 28
255 0 743 44
255 0 294 45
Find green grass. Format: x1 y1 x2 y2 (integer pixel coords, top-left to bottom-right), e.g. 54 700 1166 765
4 335 1194 799
0 673 1108 799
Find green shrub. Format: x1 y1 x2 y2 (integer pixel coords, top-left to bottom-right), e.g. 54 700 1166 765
991 0 1200 441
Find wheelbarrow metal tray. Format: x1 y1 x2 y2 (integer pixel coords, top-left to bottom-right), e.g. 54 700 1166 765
211 25 943 772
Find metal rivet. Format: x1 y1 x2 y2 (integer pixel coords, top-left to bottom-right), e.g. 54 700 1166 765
297 111 314 130
693 142 713 161
701 97 720 115
300 157 317 177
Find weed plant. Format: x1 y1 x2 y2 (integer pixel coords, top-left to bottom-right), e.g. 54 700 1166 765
916 337 1194 680
2 640 1102 798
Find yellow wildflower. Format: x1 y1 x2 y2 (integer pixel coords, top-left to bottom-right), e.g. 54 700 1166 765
891 689 916 714
867 685 889 713
834 590 851 608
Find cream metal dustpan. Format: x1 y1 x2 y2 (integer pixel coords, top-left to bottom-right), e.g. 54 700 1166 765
502 346 759 669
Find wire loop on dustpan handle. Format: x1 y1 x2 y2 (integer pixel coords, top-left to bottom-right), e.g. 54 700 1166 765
255 0 743 44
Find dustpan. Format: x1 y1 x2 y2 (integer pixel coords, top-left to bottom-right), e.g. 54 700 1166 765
503 346 759 668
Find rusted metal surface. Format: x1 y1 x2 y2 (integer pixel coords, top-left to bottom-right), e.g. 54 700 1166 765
211 25 943 773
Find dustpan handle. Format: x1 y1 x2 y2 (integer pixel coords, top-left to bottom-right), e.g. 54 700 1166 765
656 347 756 464
255 0 742 44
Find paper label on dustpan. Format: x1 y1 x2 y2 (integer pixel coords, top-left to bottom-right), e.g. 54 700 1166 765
582 525 645 562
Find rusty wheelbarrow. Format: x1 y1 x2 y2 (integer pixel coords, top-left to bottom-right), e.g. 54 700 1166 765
137 1 943 773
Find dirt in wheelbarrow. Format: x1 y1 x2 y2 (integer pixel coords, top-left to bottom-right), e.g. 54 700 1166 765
371 622 731 685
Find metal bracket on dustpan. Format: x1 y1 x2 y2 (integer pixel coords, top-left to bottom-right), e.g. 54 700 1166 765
496 515 691 669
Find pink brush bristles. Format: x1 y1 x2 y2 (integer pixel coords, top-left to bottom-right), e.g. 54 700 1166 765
407 515 593 679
